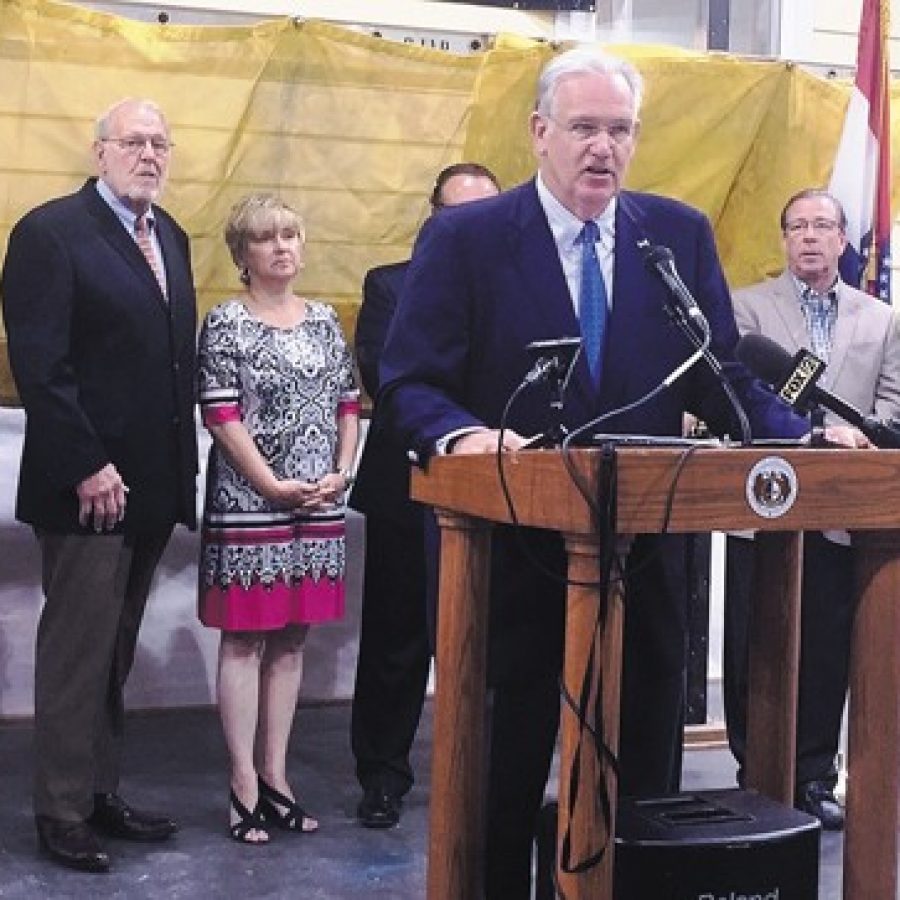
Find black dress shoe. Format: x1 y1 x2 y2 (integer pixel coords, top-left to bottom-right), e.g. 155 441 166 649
88 793 178 842
795 781 845 831
357 786 401 829
36 816 110 873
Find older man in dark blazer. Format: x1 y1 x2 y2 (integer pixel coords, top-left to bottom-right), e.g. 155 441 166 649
2 98 197 873
379 48 817 899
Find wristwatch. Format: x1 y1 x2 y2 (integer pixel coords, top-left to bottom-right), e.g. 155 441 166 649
338 468 355 489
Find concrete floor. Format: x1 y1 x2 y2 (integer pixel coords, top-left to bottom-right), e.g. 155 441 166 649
0 703 845 899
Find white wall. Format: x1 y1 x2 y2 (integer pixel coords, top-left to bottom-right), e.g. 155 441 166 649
0 408 366 718
74 0 900 64
780 0 900 69
77 0 554 50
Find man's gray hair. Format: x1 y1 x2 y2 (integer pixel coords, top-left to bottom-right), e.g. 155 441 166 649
536 46 643 118
94 98 168 140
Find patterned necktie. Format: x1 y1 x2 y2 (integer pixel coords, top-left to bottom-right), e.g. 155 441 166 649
578 220 608 383
800 284 835 363
135 214 166 296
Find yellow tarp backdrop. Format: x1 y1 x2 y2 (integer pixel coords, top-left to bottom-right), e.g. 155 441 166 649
0 0 895 404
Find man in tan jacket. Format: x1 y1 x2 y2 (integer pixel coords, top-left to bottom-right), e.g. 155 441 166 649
724 187 900 829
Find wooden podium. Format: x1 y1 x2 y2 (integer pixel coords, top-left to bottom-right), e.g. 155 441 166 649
411 446 900 900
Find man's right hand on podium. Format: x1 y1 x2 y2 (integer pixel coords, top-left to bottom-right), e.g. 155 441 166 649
448 428 529 455
813 425 873 449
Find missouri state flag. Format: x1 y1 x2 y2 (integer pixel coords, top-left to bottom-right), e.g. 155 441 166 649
828 0 892 302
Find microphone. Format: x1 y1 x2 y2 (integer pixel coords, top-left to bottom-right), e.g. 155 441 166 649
515 337 582 449
616 198 750 444
735 333 900 448
641 239 754 442
522 337 582 385
640 242 711 334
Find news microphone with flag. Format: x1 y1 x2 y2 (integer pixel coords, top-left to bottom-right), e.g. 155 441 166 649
735 332 900 448
640 242 711 334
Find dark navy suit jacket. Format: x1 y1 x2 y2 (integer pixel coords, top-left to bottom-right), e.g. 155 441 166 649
349 260 422 530
379 179 806 455
378 179 806 686
2 178 198 533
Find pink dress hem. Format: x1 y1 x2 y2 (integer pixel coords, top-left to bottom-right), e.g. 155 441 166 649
200 580 345 631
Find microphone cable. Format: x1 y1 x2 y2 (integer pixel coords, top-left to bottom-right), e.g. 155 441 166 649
676 311 753 447
619 195 753 449
495 354 714 896
494 336 711 595
560 335 708 509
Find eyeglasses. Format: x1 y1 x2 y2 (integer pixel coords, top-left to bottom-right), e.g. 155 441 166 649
549 117 637 145
101 136 174 155
783 219 842 235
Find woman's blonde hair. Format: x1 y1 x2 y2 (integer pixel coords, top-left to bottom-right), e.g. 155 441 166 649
224 194 305 284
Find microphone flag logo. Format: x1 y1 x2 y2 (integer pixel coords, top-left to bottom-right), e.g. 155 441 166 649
777 349 826 410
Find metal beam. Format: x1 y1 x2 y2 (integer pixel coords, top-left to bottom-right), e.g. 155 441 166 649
707 0 731 51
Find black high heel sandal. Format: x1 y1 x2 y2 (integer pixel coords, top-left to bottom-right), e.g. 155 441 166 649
257 777 318 833
229 789 269 844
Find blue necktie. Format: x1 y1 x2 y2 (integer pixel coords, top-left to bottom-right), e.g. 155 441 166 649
578 220 608 383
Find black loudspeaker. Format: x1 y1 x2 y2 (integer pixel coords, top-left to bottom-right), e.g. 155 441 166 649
535 789 820 900
616 790 820 900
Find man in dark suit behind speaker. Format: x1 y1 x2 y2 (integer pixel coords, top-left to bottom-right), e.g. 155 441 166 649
1 98 198 873
349 163 500 828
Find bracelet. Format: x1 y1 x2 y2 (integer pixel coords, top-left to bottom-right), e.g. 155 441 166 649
338 468 355 488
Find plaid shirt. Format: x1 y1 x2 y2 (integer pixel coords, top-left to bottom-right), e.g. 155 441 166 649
793 273 838 363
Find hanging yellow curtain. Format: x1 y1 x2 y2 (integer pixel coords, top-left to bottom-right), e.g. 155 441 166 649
465 37 854 289
0 0 482 403
0 0 890 405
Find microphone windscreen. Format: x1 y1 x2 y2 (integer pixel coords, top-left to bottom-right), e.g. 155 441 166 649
641 244 673 271
734 333 794 386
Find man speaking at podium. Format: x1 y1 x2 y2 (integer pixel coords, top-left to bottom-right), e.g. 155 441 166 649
379 48 853 898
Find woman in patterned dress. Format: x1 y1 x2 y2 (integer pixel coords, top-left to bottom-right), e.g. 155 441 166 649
197 194 360 843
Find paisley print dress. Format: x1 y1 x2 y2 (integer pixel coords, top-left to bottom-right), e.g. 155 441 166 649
197 299 359 631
